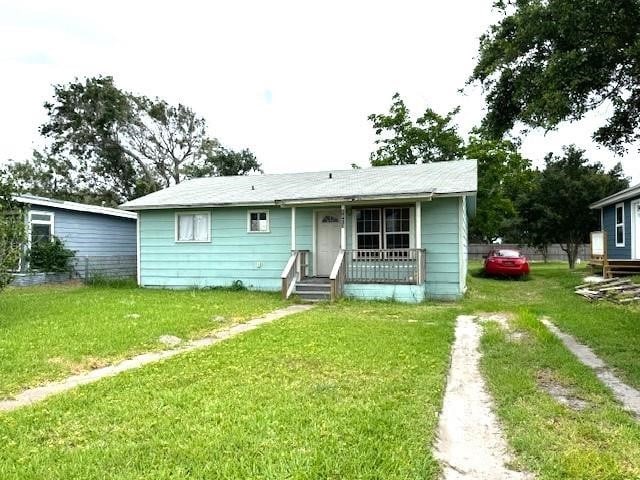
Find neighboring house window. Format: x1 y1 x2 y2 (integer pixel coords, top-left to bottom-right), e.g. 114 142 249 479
175 212 210 242
616 203 625 247
30 211 54 245
248 210 270 233
354 207 413 256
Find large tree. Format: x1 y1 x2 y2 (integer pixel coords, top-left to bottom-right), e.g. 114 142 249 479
368 93 465 165
465 132 533 242
471 0 640 152
16 76 261 206
0 174 26 291
183 145 262 178
528 146 628 268
368 95 535 243
6 149 118 205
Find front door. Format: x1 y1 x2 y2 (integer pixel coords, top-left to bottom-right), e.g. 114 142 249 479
316 210 341 276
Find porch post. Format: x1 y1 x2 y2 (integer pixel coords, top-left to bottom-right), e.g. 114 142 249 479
415 201 422 249
291 206 296 251
340 204 346 250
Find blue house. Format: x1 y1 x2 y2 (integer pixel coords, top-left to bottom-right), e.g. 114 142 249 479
120 161 477 302
590 184 640 276
13 195 138 285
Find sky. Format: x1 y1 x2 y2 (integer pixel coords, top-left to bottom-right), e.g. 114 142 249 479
1 0 637 182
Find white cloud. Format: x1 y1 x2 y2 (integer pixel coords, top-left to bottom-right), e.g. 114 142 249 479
1 0 637 183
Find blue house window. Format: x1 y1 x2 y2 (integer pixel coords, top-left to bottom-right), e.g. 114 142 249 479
29 211 54 245
616 203 625 247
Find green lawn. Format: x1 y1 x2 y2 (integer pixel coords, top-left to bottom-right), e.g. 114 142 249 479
463 263 640 479
0 283 284 398
2 264 640 479
0 302 455 479
464 262 640 389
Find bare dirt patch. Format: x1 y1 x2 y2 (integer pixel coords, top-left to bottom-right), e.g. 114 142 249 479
477 313 529 344
47 356 108 374
476 312 515 330
536 369 589 411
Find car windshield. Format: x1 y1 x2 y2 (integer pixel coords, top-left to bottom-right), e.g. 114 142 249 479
495 249 521 258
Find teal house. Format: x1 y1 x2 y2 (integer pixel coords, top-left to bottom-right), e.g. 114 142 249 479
120 160 477 302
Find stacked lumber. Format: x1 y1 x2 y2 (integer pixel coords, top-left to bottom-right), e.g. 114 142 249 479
575 278 640 303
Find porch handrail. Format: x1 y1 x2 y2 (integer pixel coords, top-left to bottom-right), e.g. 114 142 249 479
280 250 309 299
344 248 426 285
329 250 346 301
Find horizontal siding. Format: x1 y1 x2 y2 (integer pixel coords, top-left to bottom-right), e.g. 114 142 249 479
21 206 138 280
138 199 465 300
140 207 291 289
43 207 137 257
344 283 425 303
422 197 461 298
602 200 634 259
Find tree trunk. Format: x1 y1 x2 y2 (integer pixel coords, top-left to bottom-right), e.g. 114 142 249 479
540 244 549 263
563 242 580 269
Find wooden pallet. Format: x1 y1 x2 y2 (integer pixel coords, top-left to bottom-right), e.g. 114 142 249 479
575 277 640 303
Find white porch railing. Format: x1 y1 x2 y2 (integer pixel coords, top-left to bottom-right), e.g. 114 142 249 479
344 248 426 285
329 250 346 301
280 250 309 299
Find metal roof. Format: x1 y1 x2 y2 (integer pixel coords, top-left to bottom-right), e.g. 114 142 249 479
590 183 640 209
120 160 477 211
15 195 138 219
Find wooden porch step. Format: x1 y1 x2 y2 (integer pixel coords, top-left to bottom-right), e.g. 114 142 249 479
294 278 331 301
295 290 331 300
296 282 330 292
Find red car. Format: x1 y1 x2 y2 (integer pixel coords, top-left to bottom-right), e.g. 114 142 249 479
483 249 530 278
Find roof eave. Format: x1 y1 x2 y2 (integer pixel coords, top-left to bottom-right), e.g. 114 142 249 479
589 185 640 209
277 191 436 206
120 200 280 211
15 196 138 219
120 190 479 211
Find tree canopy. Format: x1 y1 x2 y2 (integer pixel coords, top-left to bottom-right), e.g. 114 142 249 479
471 0 640 152
368 93 465 165
465 133 533 243
521 146 629 267
368 95 533 243
7 76 261 206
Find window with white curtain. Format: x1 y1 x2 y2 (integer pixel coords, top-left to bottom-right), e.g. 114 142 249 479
175 212 210 242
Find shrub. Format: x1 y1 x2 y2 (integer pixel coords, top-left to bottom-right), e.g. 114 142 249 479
0 177 26 291
29 236 74 273
230 280 247 291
